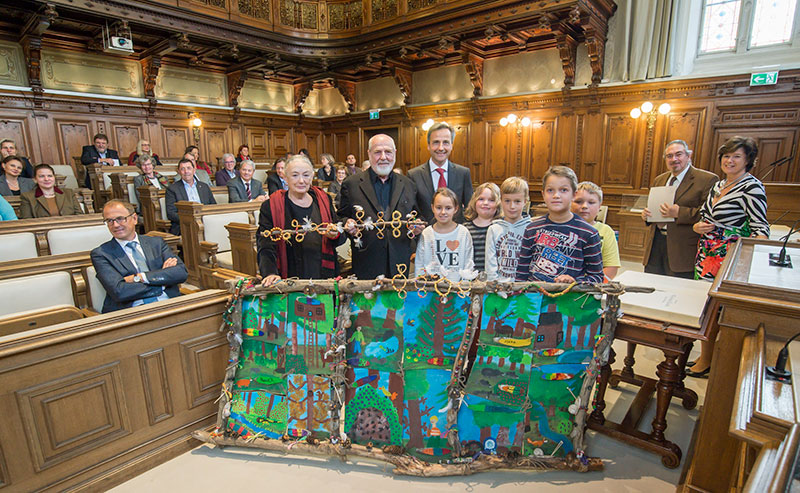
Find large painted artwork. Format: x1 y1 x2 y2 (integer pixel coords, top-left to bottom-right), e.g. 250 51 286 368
209 284 615 476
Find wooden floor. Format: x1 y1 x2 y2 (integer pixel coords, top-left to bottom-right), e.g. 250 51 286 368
112 262 708 492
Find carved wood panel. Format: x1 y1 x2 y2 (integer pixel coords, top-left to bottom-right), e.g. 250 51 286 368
15 362 131 472
334 132 349 160
0 442 7 488
580 113 603 184
600 114 638 188
301 131 321 161
554 114 577 167
245 127 267 158
56 121 92 171
713 128 799 182
138 349 173 426
162 126 190 160
525 121 555 184
270 129 292 158
179 332 228 409
111 123 143 160
204 128 228 169
484 123 511 184
0 117 31 158
664 109 705 159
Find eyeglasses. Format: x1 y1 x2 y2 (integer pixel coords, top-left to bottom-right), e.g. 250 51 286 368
665 151 686 160
103 212 135 225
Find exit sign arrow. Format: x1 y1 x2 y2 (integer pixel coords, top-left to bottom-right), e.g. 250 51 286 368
750 71 779 86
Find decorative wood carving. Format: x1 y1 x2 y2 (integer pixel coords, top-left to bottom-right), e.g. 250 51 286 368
555 33 577 88
22 36 45 114
227 70 249 119
334 79 356 112
372 0 399 23
280 0 318 30
180 332 229 408
138 349 174 425
141 56 161 117
462 52 484 97
328 0 362 30
238 0 270 20
293 81 312 113
581 10 610 87
390 66 412 105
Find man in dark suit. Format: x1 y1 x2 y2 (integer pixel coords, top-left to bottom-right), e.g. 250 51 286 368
228 160 266 203
0 139 34 178
266 157 288 195
80 133 120 188
407 122 473 223
91 199 187 313
165 158 216 235
341 134 421 279
642 140 719 278
215 153 238 187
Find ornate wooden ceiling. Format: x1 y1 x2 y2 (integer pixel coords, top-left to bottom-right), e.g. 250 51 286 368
3 0 615 112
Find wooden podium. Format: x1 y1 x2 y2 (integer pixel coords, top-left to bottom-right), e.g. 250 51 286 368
680 238 800 492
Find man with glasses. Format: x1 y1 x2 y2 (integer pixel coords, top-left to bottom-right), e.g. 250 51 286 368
91 199 187 313
641 140 719 278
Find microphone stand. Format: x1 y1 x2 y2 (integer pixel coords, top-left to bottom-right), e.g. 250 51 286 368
769 218 800 268
758 156 792 181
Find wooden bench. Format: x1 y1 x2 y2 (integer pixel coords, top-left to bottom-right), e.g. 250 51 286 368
0 289 229 491
176 201 260 287
138 185 230 234
0 271 92 335
108 165 179 209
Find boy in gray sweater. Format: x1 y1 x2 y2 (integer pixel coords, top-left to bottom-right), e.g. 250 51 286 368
486 177 531 281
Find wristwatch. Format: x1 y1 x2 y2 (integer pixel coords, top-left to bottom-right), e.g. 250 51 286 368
133 274 142 283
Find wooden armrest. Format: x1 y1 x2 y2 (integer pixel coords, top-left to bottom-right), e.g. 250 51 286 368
155 219 171 232
199 240 219 268
144 231 181 254
81 308 100 317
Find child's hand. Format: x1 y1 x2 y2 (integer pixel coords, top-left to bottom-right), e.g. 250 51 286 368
554 274 575 283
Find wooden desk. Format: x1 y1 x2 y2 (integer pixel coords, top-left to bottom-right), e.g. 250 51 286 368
680 238 800 492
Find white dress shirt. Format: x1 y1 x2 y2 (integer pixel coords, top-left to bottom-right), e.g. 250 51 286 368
182 179 201 202
429 158 449 191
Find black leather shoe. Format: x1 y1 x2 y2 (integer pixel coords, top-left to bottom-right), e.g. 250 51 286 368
686 360 696 368
686 366 711 378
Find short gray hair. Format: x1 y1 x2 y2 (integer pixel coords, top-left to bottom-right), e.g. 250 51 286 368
285 154 313 171
239 159 255 170
664 139 691 157
368 134 396 151
222 153 235 162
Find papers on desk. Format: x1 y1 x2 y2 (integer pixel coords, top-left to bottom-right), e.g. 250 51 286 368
646 186 677 223
615 271 711 328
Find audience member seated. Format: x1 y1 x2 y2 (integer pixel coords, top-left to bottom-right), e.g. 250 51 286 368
182 150 213 186
133 154 170 211
165 158 216 235
572 181 620 281
317 153 336 181
344 153 359 175
127 139 163 166
327 165 347 208
258 155 343 285
20 164 85 218
91 199 187 313
228 160 266 203
0 138 34 178
236 144 250 164
80 133 120 188
0 156 36 196
0 195 16 221
215 153 239 186
185 145 214 179
266 157 288 195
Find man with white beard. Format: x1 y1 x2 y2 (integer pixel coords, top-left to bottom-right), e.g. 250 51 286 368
341 134 421 279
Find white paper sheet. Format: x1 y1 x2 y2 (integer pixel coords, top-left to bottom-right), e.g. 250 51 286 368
646 186 677 223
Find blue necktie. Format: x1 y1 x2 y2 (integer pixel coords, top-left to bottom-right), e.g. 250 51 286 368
126 241 158 304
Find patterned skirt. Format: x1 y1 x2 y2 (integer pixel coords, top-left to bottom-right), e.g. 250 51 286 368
694 220 750 281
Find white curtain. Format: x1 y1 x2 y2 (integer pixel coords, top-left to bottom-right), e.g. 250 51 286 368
606 0 676 82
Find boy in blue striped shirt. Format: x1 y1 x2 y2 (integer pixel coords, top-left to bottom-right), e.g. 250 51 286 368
515 166 604 284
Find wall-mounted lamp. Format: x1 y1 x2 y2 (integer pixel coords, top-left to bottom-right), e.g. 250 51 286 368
189 113 202 142
499 113 531 135
630 102 670 129
421 118 435 131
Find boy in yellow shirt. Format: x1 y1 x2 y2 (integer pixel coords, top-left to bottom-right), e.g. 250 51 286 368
572 181 620 280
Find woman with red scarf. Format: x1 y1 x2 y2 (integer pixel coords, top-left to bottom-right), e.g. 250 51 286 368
257 155 344 285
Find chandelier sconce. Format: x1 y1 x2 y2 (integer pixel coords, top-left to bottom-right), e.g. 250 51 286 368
630 102 670 129
499 113 531 135
189 112 203 142
421 118 435 131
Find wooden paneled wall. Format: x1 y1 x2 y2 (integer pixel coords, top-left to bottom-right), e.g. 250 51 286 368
1 69 798 227
0 290 229 491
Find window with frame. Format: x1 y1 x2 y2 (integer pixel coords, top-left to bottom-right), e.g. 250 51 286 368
699 0 799 54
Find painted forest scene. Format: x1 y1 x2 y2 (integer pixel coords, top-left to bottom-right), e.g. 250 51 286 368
222 289 609 465
347 292 404 371
403 293 469 370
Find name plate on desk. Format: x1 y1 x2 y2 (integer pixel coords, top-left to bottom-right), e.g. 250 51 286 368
616 271 711 328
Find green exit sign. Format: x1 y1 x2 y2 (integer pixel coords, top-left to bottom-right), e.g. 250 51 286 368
750 71 779 86
369 109 380 120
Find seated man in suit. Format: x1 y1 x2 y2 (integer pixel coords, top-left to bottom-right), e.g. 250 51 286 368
0 138 34 178
266 156 288 195
165 158 216 235
215 153 238 186
91 199 187 313
182 151 213 186
80 133 120 188
228 160 266 203
408 121 473 223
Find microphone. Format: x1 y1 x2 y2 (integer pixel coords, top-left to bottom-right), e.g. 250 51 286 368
766 331 800 382
759 155 792 181
769 218 799 268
